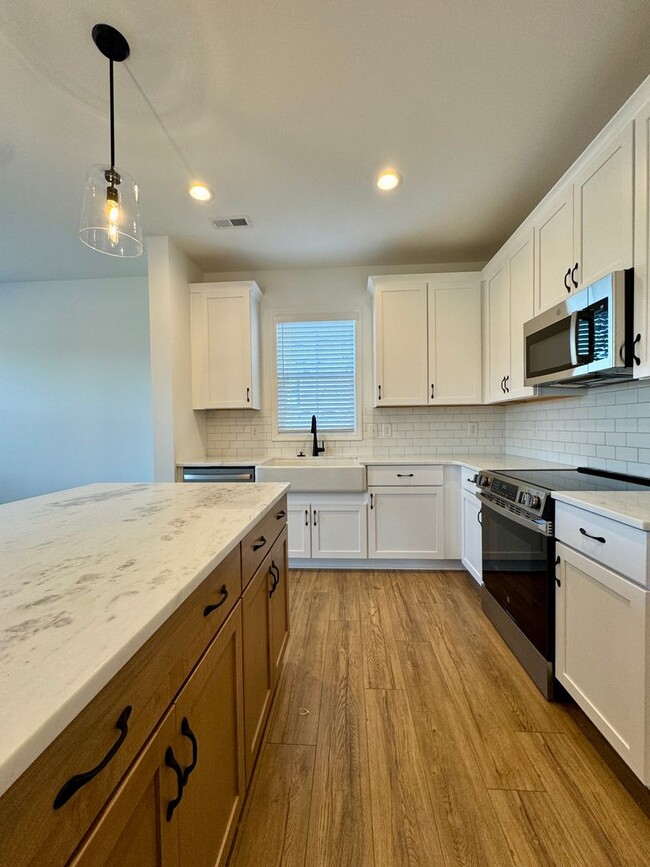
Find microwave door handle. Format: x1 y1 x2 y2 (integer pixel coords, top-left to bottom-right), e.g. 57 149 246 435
569 311 579 367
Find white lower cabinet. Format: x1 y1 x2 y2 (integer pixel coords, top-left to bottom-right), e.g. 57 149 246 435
287 494 367 559
368 487 444 559
461 488 482 584
555 541 650 783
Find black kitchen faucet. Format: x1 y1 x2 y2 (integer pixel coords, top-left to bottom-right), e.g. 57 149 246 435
311 415 325 457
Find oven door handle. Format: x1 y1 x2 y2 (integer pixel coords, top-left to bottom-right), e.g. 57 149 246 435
477 493 552 536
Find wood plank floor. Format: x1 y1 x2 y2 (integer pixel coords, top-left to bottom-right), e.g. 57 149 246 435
228 570 650 867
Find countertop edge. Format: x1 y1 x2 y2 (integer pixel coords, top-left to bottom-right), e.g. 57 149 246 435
553 491 650 531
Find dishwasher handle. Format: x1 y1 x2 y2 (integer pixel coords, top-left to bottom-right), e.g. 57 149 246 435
182 467 255 483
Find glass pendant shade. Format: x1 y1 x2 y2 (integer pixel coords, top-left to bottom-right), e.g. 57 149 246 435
79 164 144 257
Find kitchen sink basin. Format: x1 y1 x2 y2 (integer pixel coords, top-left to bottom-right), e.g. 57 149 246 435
256 457 366 492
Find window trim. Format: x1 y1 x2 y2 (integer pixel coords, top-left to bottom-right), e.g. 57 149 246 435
272 310 362 442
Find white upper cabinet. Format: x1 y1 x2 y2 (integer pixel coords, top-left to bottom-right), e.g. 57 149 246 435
484 228 536 403
535 187 574 312
372 279 429 406
369 273 481 406
634 96 650 378
534 123 634 313
190 282 262 410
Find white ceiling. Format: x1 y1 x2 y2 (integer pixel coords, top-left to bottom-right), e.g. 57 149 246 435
1 0 649 282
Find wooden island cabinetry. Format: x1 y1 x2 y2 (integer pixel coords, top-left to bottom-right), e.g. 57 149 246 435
0 493 288 867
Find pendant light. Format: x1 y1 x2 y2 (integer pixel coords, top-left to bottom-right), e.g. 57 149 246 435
79 24 144 258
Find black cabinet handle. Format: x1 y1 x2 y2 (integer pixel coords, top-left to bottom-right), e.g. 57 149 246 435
430 383 435 400
378 384 382 401
571 263 579 289
370 492 374 510
313 510 318 526
500 377 506 393
275 510 286 520
579 527 606 543
246 387 250 402
53 706 132 809
504 375 510 393
633 333 641 366
203 584 228 617
304 509 309 526
252 536 267 551
564 268 572 292
396 473 414 477
555 555 561 587
165 747 184 821
269 562 280 598
180 717 198 785
477 509 482 525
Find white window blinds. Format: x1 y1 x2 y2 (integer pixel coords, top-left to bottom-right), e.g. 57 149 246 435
276 318 357 433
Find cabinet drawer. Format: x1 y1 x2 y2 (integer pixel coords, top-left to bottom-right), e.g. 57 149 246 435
366 464 443 486
0 546 241 867
555 502 650 587
461 467 479 493
241 496 288 588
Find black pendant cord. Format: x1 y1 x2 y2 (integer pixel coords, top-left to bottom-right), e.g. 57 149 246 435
109 58 116 172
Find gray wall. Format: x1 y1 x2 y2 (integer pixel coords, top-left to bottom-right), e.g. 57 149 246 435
0 276 153 503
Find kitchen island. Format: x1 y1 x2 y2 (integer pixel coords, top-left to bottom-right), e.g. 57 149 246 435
0 481 289 866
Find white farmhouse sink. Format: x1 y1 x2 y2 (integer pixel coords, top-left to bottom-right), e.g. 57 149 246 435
256 457 366 492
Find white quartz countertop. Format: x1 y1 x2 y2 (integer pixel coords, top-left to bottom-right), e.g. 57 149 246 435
0 481 288 797
553 490 650 531
177 453 572 472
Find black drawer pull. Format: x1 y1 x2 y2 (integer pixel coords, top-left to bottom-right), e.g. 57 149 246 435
203 584 228 617
396 473 414 478
165 747 184 821
579 527 606 543
275 510 286 519
252 536 267 551
180 717 198 785
53 706 132 809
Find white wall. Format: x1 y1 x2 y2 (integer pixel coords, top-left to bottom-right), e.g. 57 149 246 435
148 237 205 478
0 276 153 503
201 262 505 458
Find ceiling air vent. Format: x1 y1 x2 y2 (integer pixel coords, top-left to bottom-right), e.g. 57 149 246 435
211 216 251 229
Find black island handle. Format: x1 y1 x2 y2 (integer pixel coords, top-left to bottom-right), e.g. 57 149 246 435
203 584 229 617
180 717 198 785
53 706 132 809
165 747 184 821
252 536 267 551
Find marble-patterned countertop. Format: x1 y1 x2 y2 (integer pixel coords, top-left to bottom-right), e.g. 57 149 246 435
0 481 288 797
553 490 650 531
177 453 573 472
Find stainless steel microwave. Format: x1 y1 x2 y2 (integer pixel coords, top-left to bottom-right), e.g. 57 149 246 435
523 270 634 387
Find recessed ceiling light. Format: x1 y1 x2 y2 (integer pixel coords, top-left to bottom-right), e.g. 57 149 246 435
189 182 213 202
376 170 402 191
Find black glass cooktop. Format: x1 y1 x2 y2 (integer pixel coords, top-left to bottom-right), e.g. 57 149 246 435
497 467 650 493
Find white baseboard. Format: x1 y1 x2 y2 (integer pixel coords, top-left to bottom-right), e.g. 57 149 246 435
288 558 464 571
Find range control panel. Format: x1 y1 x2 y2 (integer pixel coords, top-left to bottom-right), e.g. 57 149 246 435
476 472 548 518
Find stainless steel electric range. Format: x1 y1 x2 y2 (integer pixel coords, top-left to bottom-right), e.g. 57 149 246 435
476 466 650 699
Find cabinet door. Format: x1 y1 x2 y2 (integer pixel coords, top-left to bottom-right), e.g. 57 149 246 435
374 281 428 405
191 286 254 409
287 497 311 558
485 261 510 402
368 487 443 559
428 280 482 404
242 560 274 783
175 606 245 867
573 123 634 290
556 543 648 782
311 500 368 558
634 98 650 378
269 529 290 685
535 188 574 312
69 710 179 867
507 230 536 399
461 489 482 585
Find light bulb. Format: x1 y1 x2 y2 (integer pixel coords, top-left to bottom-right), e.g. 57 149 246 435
376 170 402 191
106 189 120 245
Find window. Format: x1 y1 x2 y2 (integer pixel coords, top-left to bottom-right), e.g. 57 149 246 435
276 316 358 435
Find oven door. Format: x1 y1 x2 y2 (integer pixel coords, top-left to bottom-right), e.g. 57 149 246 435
480 497 554 658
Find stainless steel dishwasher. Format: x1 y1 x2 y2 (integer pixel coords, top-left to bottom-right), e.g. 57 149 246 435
181 466 256 483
